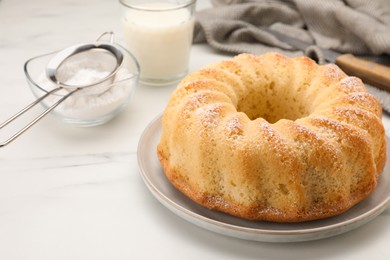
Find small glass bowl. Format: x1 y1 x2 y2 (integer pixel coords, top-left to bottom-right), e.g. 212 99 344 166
24 43 140 127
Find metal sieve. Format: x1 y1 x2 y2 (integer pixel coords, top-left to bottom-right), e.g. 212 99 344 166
0 32 124 147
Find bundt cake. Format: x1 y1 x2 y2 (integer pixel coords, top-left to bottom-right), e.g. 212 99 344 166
157 52 386 222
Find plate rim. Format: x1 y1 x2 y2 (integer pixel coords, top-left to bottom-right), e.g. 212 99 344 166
137 114 390 242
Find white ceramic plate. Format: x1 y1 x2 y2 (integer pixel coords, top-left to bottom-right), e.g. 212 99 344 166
137 115 390 242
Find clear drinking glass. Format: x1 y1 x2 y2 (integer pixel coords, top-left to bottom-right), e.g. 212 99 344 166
119 0 196 86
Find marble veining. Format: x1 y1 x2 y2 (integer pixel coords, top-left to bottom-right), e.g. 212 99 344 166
1 152 133 173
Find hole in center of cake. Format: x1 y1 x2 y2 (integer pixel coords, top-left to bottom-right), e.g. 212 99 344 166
236 81 311 123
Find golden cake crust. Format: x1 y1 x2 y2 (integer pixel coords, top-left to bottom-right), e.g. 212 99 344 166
157 52 386 222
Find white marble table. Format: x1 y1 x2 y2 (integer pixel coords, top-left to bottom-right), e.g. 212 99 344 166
1 0 390 259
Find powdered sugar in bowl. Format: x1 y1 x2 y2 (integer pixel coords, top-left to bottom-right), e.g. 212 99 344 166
24 43 140 127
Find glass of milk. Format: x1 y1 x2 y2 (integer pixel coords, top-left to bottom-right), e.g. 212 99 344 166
120 0 196 86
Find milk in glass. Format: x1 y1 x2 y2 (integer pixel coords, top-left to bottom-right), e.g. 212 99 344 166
121 1 195 85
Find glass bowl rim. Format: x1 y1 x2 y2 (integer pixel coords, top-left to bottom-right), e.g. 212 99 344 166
24 44 140 97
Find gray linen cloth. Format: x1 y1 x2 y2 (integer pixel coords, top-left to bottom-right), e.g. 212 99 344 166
194 0 390 113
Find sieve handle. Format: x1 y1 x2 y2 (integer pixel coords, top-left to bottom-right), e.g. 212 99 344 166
95 31 115 44
0 88 79 147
